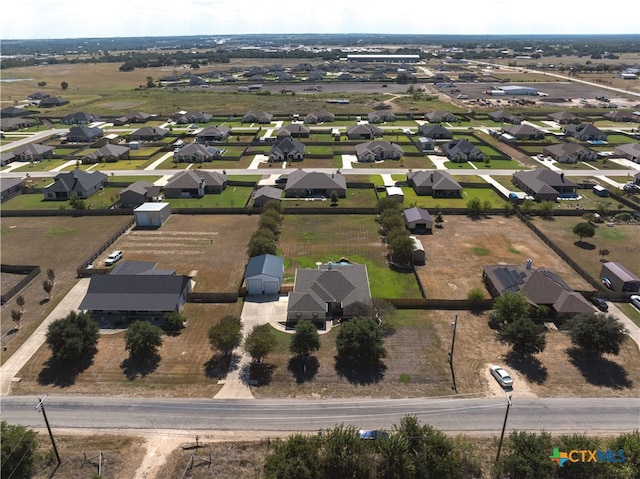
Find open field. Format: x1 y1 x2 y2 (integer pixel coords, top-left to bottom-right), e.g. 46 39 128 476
415 216 594 299
102 214 260 292
0 216 133 364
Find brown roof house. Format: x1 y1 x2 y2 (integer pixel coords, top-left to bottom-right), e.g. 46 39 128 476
287 263 372 325
129 126 169 142
242 111 273 124
173 143 223 163
418 124 453 140
284 170 346 198
543 143 597 164
304 111 335 124
547 111 580 124
346 124 383 140
564 124 607 142
119 180 162 208
9 143 55 162
367 111 396 123
512 169 576 201
614 143 640 162
603 111 638 122
407 170 462 197
425 111 458 123
440 139 485 162
488 110 522 124
0 117 38 131
163 170 227 198
43 170 108 200
355 141 403 162
483 263 593 318
276 123 310 139
502 124 545 140
269 138 305 162
113 111 157 125
65 126 104 143
171 111 213 124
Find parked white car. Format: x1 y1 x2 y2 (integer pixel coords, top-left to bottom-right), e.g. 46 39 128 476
490 365 513 388
105 250 123 266
631 295 640 310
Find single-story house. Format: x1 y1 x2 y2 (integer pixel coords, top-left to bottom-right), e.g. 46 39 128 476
287 263 372 324
355 141 403 162
43 170 108 200
418 124 453 139
276 124 310 139
403 207 433 232
502 124 545 140
173 143 223 163
1 107 29 118
547 111 581 124
603 111 638 122
600 262 640 293
112 111 156 125
440 139 485 162
614 143 640 162
129 126 169 142
171 111 213 124
269 138 305 162
244 254 285 295
367 111 396 123
512 169 576 201
79 261 192 320
0 117 38 131
252 185 282 207
284 170 346 198
425 111 458 123
82 144 130 164
304 111 335 124
28 92 50 101
407 170 462 197
542 143 597 164
0 152 15 167
163 170 227 198
120 180 162 208
9 143 55 162
488 110 522 124
39 97 69 108
483 264 593 318
1 177 24 203
564 124 607 142
242 111 273 124
196 125 231 143
346 124 383 140
61 112 100 125
65 126 104 143
134 202 171 228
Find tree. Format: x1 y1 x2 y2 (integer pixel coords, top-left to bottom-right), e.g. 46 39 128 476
599 248 610 261
491 291 530 328
11 309 22 330
481 199 493 217
321 425 375 478
498 318 547 355
146 76 155 88
60 81 69 90
163 312 186 332
244 323 276 362
37 81 47 87
16 294 25 312
435 211 444 228
69 197 86 209
247 234 277 257
43 279 53 299
376 433 415 479
264 434 321 479
388 234 414 266
520 199 534 216
1 421 38 479
47 268 55 284
567 313 628 356
379 208 404 233
572 222 595 244
125 320 163 359
45 311 99 361
497 431 555 479
503 201 514 217
259 214 281 235
208 315 243 355
377 197 401 213
330 190 339 205
336 317 386 362
538 200 555 218
467 197 482 217
289 320 320 357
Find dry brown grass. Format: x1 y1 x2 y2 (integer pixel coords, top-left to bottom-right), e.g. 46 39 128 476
415 215 593 300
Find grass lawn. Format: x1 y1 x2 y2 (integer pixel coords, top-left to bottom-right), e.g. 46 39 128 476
400 186 505 209
1 187 120 210
110 175 162 184
11 159 70 172
283 187 379 209
164 186 254 208
278 215 422 299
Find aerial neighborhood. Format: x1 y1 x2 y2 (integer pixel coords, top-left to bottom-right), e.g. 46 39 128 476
1 33 639 478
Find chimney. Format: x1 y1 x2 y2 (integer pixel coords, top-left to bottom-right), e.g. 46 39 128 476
430 173 434 183
560 172 565 182
526 258 532 270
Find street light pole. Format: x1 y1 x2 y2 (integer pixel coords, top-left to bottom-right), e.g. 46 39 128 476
448 315 458 393
36 394 61 465
495 393 513 464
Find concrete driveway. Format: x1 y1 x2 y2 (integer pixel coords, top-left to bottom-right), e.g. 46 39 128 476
606 301 640 352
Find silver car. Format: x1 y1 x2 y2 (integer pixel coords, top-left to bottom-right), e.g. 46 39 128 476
490 365 513 388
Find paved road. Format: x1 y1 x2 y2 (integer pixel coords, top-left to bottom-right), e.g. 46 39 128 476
2 395 637 434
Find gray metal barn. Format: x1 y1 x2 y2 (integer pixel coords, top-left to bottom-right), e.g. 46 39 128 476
134 202 171 228
244 254 284 295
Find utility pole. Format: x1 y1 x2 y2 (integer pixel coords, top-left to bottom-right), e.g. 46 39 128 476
448 315 458 393
495 393 513 464
36 394 61 465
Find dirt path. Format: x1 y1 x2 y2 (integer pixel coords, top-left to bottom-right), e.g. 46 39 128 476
134 434 187 479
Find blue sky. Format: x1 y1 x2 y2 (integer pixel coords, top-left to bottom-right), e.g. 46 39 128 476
1 0 638 39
